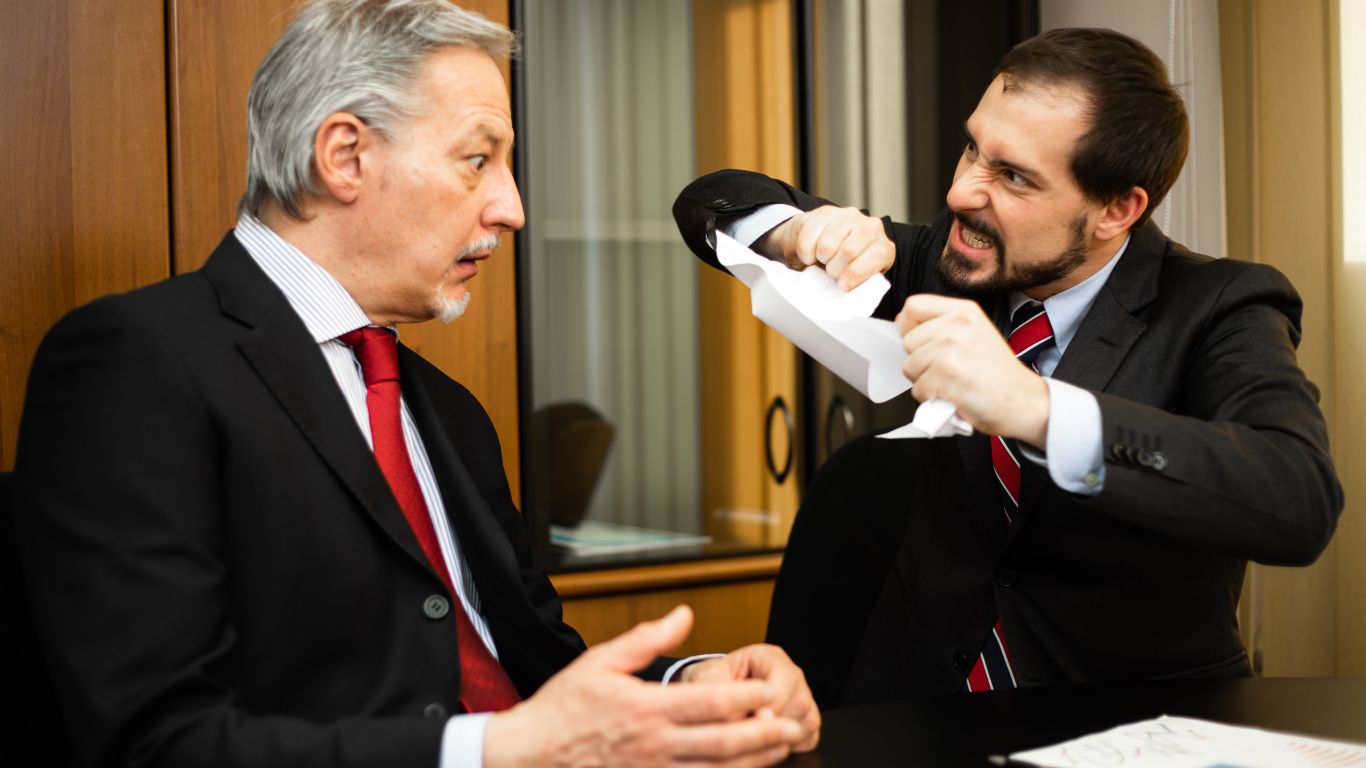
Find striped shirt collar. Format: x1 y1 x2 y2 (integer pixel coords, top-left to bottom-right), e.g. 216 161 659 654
233 213 382 343
1009 234 1130 357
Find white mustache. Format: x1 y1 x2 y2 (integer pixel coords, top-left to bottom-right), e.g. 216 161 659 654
457 235 501 261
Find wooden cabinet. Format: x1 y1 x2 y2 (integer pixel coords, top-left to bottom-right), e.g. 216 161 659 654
693 0 803 550
553 554 782 654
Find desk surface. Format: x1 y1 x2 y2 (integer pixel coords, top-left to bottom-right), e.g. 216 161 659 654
788 677 1366 767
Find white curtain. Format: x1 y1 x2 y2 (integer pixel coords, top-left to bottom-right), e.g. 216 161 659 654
1040 0 1228 259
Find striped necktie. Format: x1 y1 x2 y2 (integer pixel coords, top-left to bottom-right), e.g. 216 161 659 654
966 301 1054 692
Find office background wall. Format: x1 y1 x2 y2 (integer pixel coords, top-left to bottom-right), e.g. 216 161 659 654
1 0 1359 673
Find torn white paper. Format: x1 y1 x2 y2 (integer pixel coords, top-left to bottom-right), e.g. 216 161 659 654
1006 715 1366 768
714 232 970 437
878 398 972 439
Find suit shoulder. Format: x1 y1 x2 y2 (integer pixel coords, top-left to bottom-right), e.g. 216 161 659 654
1158 244 1299 301
401 349 494 425
38 272 213 351
1152 243 1304 340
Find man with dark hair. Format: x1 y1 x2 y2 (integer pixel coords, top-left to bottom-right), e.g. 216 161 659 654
673 27 1341 707
12 1 818 766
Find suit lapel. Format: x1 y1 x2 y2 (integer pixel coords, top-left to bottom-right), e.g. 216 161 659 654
396 349 524 606
1014 222 1165 525
200 232 435 577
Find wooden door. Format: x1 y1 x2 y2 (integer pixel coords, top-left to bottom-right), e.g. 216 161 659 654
693 0 802 547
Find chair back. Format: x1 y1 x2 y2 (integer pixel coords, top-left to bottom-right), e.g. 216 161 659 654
764 434 913 709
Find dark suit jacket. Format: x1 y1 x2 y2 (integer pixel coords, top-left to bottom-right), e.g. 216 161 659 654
11 234 590 767
673 170 1343 708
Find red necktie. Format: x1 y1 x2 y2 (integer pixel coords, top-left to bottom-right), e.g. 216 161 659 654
340 327 521 713
966 302 1054 692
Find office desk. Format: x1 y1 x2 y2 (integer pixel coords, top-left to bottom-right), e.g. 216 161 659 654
788 677 1366 766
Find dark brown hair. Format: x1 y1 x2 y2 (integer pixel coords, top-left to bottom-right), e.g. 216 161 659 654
996 28 1188 226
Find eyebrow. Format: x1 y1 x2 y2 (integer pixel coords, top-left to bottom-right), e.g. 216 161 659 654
472 124 510 152
962 122 1044 182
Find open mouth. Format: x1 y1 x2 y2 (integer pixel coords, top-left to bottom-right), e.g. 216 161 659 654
960 223 995 250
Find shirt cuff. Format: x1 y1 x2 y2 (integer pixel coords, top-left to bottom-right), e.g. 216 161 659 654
440 713 494 768
661 653 727 684
724 204 802 247
1025 378 1105 496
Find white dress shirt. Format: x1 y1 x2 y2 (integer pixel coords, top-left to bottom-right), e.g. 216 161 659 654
234 214 491 768
727 205 1125 495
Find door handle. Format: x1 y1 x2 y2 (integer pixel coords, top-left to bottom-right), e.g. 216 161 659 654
765 395 794 485
824 394 855 457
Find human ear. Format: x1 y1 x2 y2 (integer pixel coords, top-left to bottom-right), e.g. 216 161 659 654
1094 186 1149 242
311 112 370 205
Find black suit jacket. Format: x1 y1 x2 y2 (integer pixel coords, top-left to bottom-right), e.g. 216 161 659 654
673 170 1343 708
12 234 590 767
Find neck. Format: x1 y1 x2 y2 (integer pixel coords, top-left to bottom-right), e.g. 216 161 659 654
255 203 412 327
1022 229 1129 301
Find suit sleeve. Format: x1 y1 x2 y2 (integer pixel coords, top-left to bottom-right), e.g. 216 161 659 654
1082 263 1342 566
13 296 445 768
672 168 944 320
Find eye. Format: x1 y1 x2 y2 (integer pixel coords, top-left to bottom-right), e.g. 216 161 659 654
469 154 488 171
1004 169 1030 187
963 139 977 156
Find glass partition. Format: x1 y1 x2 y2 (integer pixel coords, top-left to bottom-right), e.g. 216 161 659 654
520 1 706 563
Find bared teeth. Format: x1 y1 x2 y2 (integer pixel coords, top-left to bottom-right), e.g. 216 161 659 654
962 225 993 249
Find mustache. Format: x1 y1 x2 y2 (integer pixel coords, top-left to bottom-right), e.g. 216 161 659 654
954 212 1003 244
457 235 501 261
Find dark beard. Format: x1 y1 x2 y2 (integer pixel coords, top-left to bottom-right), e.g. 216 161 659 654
936 213 1089 298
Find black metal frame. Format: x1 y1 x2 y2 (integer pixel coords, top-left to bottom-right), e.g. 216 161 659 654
508 0 552 564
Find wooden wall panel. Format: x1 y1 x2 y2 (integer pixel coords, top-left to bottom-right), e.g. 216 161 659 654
166 0 295 272
166 0 522 498
0 0 171 471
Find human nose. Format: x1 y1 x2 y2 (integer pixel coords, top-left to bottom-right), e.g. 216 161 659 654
484 165 525 233
945 161 989 213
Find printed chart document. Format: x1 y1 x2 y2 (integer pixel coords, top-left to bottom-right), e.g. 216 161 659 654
714 231 970 438
1004 715 1366 768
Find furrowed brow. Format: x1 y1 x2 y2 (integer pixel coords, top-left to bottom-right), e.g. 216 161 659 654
963 122 1042 180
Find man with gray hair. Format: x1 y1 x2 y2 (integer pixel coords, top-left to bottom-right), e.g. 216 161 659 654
11 1 818 766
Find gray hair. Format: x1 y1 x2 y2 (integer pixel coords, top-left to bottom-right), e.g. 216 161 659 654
240 0 516 220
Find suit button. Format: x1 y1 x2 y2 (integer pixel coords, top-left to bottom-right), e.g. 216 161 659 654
1110 443 1127 461
995 567 1019 588
712 197 733 210
953 652 970 671
1150 451 1168 471
1083 471 1100 488
423 703 448 719
423 595 450 620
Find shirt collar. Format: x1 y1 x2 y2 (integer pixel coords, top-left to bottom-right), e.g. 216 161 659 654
233 214 383 343
1009 234 1130 356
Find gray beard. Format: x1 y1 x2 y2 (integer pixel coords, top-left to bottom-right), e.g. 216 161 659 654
433 291 472 324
